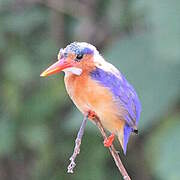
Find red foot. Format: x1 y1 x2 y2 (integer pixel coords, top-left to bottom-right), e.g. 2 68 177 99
87 110 97 120
104 133 115 147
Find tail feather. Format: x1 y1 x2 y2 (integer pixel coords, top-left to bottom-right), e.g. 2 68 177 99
118 124 132 154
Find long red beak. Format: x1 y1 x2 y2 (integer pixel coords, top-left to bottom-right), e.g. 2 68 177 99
40 59 73 77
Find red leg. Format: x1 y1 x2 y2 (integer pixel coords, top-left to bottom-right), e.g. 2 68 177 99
87 111 115 147
104 133 115 147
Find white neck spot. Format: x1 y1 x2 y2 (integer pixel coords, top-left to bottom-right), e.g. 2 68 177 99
63 67 82 76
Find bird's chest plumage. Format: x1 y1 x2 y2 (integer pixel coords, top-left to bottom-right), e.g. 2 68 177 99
65 73 108 112
64 72 124 133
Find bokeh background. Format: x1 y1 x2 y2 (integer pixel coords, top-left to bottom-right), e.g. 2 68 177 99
0 0 180 179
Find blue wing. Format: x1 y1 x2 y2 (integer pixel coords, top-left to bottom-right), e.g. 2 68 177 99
90 67 141 129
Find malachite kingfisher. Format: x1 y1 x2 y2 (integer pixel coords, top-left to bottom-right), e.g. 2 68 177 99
41 42 141 154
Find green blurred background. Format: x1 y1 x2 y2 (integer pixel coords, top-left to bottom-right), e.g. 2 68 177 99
0 0 180 179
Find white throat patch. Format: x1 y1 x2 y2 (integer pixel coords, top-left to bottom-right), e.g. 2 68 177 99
63 67 82 76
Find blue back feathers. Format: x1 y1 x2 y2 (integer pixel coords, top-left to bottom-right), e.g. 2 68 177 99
90 67 141 126
90 67 141 154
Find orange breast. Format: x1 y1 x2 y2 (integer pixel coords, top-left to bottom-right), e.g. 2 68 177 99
64 72 125 134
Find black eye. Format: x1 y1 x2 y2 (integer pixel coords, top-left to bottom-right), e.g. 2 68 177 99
76 53 83 61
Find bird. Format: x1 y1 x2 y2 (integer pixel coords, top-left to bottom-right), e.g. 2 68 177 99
40 42 141 154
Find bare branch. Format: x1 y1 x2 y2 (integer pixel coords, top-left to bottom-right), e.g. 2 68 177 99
95 118 131 180
67 115 88 173
68 112 131 179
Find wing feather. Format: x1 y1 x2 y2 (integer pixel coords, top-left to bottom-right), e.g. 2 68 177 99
90 65 141 129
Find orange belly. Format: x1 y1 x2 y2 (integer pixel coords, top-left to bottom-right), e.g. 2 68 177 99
64 73 125 134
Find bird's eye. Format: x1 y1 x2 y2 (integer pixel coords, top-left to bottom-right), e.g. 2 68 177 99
75 53 83 61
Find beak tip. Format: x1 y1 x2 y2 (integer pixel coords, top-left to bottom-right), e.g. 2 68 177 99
40 59 69 77
40 72 46 77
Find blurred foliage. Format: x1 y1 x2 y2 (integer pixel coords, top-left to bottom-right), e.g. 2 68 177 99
145 114 180 180
0 0 179 180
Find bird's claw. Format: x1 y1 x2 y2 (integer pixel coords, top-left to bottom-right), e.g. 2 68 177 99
104 133 115 147
87 110 97 120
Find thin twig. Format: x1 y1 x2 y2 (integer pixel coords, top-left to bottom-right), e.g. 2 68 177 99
67 115 88 173
67 113 131 179
94 119 131 180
